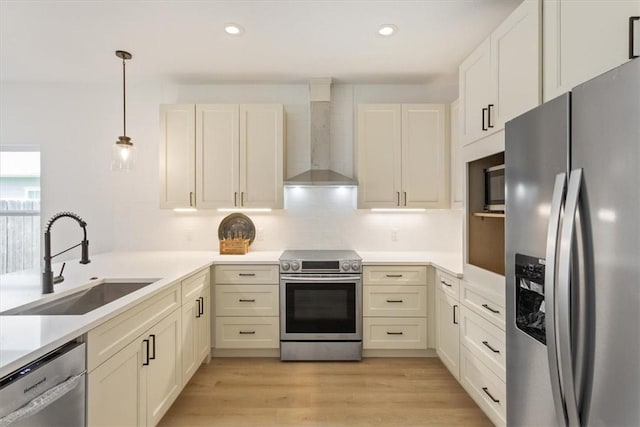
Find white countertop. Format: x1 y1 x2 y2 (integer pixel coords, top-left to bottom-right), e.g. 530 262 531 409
0 249 461 377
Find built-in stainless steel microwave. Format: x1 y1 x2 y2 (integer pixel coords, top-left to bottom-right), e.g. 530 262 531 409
484 164 505 212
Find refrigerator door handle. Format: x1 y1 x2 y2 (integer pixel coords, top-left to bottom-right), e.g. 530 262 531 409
558 168 584 427
545 172 569 427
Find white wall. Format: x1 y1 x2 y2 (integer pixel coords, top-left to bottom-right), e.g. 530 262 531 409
1 79 462 259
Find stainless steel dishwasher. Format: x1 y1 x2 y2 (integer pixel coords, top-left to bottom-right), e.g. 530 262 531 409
0 341 86 427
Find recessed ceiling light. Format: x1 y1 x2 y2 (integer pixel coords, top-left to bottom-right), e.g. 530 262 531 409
378 25 397 37
224 23 244 35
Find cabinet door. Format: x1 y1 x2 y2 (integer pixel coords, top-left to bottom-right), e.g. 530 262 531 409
490 0 541 130
239 104 284 209
401 104 449 208
544 0 640 101
181 299 198 385
87 336 146 427
159 104 195 209
195 104 239 208
146 309 182 427
450 100 463 208
459 39 492 146
436 289 460 380
356 104 402 208
196 285 211 362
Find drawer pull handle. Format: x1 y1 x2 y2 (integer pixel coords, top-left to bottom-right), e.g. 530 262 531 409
239 273 256 277
453 304 458 325
386 331 404 335
482 340 500 354
196 298 202 318
482 303 500 314
142 339 150 366
239 330 256 335
386 299 403 303
386 274 403 278
440 279 452 287
482 387 500 403
239 298 256 302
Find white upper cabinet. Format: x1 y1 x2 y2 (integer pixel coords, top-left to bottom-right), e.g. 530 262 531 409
357 104 449 209
459 39 492 146
459 0 541 146
160 103 284 209
357 104 402 208
401 104 449 209
159 104 195 209
490 0 541 128
450 100 463 209
543 0 640 101
239 104 284 209
195 104 239 209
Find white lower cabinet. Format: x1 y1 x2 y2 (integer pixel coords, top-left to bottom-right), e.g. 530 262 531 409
362 266 428 351
460 346 506 427
88 309 181 427
181 281 211 385
435 288 460 380
215 316 279 349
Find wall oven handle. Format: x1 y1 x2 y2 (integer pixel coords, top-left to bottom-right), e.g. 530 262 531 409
544 173 567 427
0 372 86 427
280 275 362 282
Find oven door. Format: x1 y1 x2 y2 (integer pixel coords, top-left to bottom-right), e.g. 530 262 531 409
280 274 362 341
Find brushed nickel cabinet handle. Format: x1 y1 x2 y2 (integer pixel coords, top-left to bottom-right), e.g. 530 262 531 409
482 303 500 314
189 191 194 207
403 191 407 206
239 331 256 335
241 192 244 206
386 274 403 278
482 341 500 354
396 191 400 206
234 192 238 206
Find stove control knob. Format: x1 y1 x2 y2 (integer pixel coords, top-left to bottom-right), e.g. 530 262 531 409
351 261 360 271
291 262 300 271
281 262 291 271
342 262 350 272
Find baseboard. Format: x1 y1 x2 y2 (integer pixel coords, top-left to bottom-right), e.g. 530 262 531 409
363 349 437 358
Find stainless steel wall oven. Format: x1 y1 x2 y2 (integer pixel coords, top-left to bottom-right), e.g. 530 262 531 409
279 250 362 361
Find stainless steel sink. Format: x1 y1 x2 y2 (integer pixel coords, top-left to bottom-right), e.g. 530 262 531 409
2 280 157 316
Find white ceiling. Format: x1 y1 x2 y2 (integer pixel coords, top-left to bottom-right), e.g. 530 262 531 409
0 0 522 84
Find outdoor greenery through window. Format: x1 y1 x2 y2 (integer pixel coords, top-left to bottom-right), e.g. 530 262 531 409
0 150 41 274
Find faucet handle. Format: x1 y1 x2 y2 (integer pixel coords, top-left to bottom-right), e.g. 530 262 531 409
53 262 65 285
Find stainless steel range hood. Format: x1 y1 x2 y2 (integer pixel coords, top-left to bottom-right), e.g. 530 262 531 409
284 78 357 186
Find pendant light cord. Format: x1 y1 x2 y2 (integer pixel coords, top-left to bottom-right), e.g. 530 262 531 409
122 57 126 137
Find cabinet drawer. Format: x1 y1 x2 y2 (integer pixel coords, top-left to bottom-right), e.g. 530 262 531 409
215 316 279 349
435 269 460 300
87 284 181 372
460 346 506 427
215 284 279 316
363 285 427 317
363 266 427 286
215 264 279 285
460 280 505 330
460 305 506 381
363 317 427 350
181 268 209 302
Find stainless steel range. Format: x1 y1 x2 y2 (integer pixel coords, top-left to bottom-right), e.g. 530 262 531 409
279 250 362 361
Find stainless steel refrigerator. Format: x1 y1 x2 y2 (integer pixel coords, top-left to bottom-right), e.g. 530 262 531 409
505 57 639 426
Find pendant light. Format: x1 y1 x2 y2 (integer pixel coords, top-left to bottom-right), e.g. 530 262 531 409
111 50 135 170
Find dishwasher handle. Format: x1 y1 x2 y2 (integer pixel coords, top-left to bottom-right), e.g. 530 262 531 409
0 371 85 427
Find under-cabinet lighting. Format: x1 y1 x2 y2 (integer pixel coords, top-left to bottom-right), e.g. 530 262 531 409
217 208 272 213
173 208 197 213
370 208 426 212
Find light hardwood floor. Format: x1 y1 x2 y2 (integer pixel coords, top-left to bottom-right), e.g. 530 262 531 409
159 357 492 427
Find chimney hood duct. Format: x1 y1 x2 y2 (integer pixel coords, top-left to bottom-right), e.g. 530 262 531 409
284 78 357 186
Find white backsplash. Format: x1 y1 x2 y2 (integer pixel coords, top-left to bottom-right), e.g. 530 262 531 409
113 187 462 253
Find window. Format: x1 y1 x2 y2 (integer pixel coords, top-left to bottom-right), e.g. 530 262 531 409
0 150 41 274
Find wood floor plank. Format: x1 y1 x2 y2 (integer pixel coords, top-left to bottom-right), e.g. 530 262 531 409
159 358 493 427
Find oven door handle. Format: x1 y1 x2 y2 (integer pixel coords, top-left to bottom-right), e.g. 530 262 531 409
280 275 362 282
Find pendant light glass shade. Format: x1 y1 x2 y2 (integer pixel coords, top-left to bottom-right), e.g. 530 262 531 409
112 136 136 170
112 50 134 171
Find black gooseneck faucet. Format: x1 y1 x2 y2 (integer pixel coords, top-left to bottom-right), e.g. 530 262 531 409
42 212 90 294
